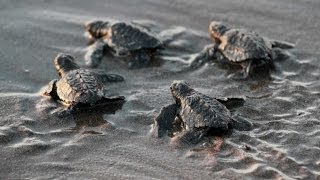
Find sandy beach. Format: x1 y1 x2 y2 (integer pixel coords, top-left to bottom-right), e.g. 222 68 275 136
1 0 320 179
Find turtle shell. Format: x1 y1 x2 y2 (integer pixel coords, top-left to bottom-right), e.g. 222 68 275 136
218 29 272 62
56 69 104 105
105 22 163 52
177 91 232 131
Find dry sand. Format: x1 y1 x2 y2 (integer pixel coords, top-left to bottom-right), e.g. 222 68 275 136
1 0 320 179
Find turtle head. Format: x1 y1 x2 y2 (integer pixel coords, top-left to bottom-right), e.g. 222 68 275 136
209 21 229 40
85 20 110 39
54 53 80 77
170 81 193 104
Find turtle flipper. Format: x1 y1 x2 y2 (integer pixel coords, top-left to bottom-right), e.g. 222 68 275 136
67 96 125 113
101 95 125 103
92 95 126 109
269 39 295 49
128 51 152 69
230 114 253 131
272 48 292 62
43 79 59 99
187 43 218 70
216 97 245 110
159 26 186 45
173 129 208 145
84 96 126 112
93 71 125 83
85 39 106 68
151 103 178 138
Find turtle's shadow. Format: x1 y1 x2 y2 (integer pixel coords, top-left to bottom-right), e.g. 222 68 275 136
38 96 125 130
70 100 125 128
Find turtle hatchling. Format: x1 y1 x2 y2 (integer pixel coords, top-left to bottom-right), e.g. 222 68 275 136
189 21 295 78
85 20 163 68
44 53 125 110
151 81 252 145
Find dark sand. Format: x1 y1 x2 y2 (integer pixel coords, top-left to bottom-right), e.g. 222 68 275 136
1 0 320 179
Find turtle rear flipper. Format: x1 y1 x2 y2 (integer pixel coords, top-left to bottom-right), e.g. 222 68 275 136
85 39 106 68
151 103 178 138
159 26 186 45
76 95 125 111
68 96 125 113
128 50 152 69
101 95 125 103
99 96 126 111
216 97 245 110
93 71 125 83
230 114 253 131
269 39 295 49
272 48 293 62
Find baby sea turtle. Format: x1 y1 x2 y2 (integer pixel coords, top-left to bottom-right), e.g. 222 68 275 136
151 81 252 145
43 53 125 110
189 21 295 78
85 20 163 68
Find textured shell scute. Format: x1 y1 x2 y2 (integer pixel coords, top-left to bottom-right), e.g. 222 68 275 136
108 22 162 51
221 29 272 62
56 69 104 104
178 91 231 130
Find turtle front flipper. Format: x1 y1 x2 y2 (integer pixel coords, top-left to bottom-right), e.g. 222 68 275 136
128 50 152 69
93 71 125 83
230 114 253 131
85 39 107 68
151 103 179 138
268 39 295 49
187 43 218 71
43 79 59 100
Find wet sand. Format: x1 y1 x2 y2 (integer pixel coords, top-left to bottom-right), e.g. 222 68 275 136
1 0 320 179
